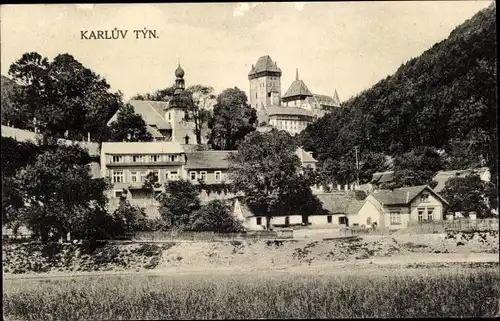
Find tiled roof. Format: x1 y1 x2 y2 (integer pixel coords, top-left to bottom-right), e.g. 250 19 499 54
282 80 313 99
248 55 281 76
146 125 165 138
295 147 317 163
316 193 365 214
1 125 100 157
108 100 171 130
185 151 237 169
265 106 314 118
370 185 431 205
101 141 185 155
433 167 490 192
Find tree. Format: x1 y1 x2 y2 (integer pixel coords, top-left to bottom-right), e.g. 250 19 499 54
157 180 201 230
384 146 444 189
208 87 257 150
111 199 149 235
184 85 215 145
107 104 153 142
190 200 244 232
11 143 111 242
441 174 491 218
131 84 176 101
229 129 324 230
8 52 123 141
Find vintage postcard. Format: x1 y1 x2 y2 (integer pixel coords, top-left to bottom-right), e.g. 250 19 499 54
1 2 498 319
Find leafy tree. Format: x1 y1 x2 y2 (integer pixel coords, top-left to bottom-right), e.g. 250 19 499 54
190 200 244 232
383 147 444 189
184 85 215 145
111 199 149 234
208 87 257 150
10 143 111 242
107 104 153 142
441 174 491 218
8 52 122 141
157 180 201 230
229 129 324 230
1 75 24 127
131 84 176 101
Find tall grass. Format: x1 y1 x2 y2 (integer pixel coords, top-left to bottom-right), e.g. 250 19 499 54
3 269 499 320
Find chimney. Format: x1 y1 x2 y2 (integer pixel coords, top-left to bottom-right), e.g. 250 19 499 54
406 191 410 203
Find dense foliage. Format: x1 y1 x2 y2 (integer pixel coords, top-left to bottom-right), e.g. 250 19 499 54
299 4 497 188
441 174 492 218
157 180 202 230
208 87 257 150
190 200 244 232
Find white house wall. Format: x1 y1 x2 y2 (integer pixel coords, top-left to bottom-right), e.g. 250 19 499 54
351 199 381 227
409 192 444 222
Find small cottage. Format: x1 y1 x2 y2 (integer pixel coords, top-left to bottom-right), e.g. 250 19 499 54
351 185 448 229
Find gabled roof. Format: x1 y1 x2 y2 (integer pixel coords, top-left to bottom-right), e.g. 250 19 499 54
185 151 237 169
295 147 317 163
282 80 313 99
433 167 490 192
370 185 448 205
107 100 171 130
248 55 281 76
265 106 314 118
316 193 365 215
101 141 184 155
146 125 165 138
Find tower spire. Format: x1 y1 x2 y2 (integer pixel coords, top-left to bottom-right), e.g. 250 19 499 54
296 68 299 81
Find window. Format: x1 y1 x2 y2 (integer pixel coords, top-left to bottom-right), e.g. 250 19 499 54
168 154 176 162
418 208 424 222
327 215 333 224
190 171 197 181
140 171 148 183
366 217 372 225
150 155 161 162
112 155 122 163
427 208 434 221
184 136 190 144
421 193 429 203
215 171 222 182
256 217 262 225
285 216 290 226
130 171 139 183
114 190 123 198
390 211 401 225
132 155 144 163
168 112 171 120
170 171 179 180
112 170 124 183
199 171 207 181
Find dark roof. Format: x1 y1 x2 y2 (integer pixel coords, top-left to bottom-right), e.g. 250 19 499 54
316 193 365 215
185 151 237 169
432 168 490 192
248 55 281 76
282 80 313 99
370 185 448 205
265 106 314 118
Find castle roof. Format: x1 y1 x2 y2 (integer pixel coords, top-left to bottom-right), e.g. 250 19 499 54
248 55 281 76
282 79 313 99
265 106 314 118
313 93 340 107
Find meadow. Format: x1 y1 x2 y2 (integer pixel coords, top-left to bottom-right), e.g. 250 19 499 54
3 268 499 320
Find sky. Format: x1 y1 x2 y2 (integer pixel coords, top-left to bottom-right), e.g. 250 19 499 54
0 2 492 102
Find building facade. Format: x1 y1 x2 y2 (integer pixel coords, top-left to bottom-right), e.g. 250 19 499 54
249 55 341 135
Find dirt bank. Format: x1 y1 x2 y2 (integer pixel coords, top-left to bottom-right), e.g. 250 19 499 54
3 230 498 276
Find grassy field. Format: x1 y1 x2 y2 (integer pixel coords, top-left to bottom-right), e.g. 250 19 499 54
3 268 499 319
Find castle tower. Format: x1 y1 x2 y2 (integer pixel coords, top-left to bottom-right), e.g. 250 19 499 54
248 55 282 109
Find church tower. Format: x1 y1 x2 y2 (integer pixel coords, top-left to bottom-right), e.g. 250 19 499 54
248 55 282 109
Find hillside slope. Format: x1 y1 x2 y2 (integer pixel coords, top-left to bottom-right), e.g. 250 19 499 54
299 3 497 182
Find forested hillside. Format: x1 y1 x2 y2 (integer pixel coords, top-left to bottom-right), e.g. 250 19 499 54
299 3 497 187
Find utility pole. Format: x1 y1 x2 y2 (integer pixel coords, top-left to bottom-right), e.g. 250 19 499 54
354 146 360 189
